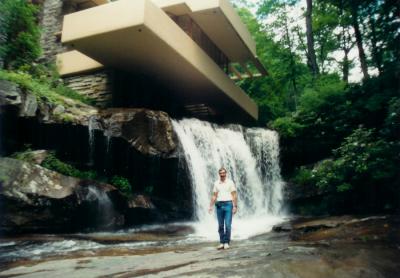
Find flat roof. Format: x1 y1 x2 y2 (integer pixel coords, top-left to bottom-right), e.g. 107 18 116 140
61 0 258 121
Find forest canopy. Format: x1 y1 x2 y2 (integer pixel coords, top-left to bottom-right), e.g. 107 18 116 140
232 0 399 214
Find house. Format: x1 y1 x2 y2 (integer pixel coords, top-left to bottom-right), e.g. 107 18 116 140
40 0 267 123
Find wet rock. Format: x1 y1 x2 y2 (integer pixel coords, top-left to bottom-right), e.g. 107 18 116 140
125 196 183 226
13 149 50 165
0 80 22 106
52 104 65 115
272 222 293 232
128 194 155 209
0 157 125 234
95 108 176 156
20 93 38 117
278 215 400 243
283 180 330 202
1 80 177 157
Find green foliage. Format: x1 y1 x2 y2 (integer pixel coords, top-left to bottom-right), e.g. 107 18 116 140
298 74 346 113
235 1 400 214
10 147 35 163
291 166 313 186
271 116 304 138
290 127 400 213
0 0 41 69
294 127 399 189
383 97 400 138
0 70 93 105
110 176 132 196
41 152 97 180
334 128 399 182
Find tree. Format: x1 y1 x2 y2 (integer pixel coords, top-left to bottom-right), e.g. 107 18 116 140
312 1 341 75
305 0 319 76
257 0 307 111
348 0 370 80
336 1 355 83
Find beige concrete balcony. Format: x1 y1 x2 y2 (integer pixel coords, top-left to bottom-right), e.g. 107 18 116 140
56 50 104 76
61 0 259 121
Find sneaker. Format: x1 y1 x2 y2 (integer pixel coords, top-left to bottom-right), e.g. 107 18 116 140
224 243 230 249
217 244 224 250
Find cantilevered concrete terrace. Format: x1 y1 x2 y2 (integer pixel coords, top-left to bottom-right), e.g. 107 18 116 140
60 0 266 121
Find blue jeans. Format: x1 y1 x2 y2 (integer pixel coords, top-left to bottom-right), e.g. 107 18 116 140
216 201 233 244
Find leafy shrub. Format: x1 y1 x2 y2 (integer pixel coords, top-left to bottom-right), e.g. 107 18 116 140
0 0 41 69
41 152 97 180
271 116 304 137
291 127 400 213
291 166 313 186
110 176 132 196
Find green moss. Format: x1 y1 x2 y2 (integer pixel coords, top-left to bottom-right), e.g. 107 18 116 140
11 149 34 163
9 146 41 164
0 70 94 106
41 152 97 180
110 176 132 196
54 113 75 124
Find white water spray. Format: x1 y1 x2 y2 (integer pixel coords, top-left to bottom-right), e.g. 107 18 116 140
172 118 285 240
85 185 115 228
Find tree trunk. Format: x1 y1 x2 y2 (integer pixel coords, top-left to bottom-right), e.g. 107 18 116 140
340 26 352 83
284 12 298 110
305 0 319 76
342 49 350 83
369 14 383 74
350 2 370 79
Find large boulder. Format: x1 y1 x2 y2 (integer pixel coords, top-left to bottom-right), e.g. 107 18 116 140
0 80 177 156
94 108 177 156
0 79 37 117
0 157 125 234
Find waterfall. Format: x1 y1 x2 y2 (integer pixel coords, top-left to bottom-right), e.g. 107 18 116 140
105 135 111 156
85 185 115 228
172 118 285 240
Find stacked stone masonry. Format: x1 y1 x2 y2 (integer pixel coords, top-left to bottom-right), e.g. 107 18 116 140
39 0 113 107
63 69 114 108
39 0 71 63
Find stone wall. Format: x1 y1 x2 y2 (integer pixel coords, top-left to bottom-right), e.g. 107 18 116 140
38 0 71 63
39 0 113 107
63 69 114 108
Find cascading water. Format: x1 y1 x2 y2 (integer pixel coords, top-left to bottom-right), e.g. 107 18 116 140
172 118 285 240
84 185 115 228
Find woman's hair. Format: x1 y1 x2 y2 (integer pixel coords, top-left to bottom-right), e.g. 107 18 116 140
218 167 227 173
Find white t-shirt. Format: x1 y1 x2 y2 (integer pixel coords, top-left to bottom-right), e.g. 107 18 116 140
213 178 237 202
